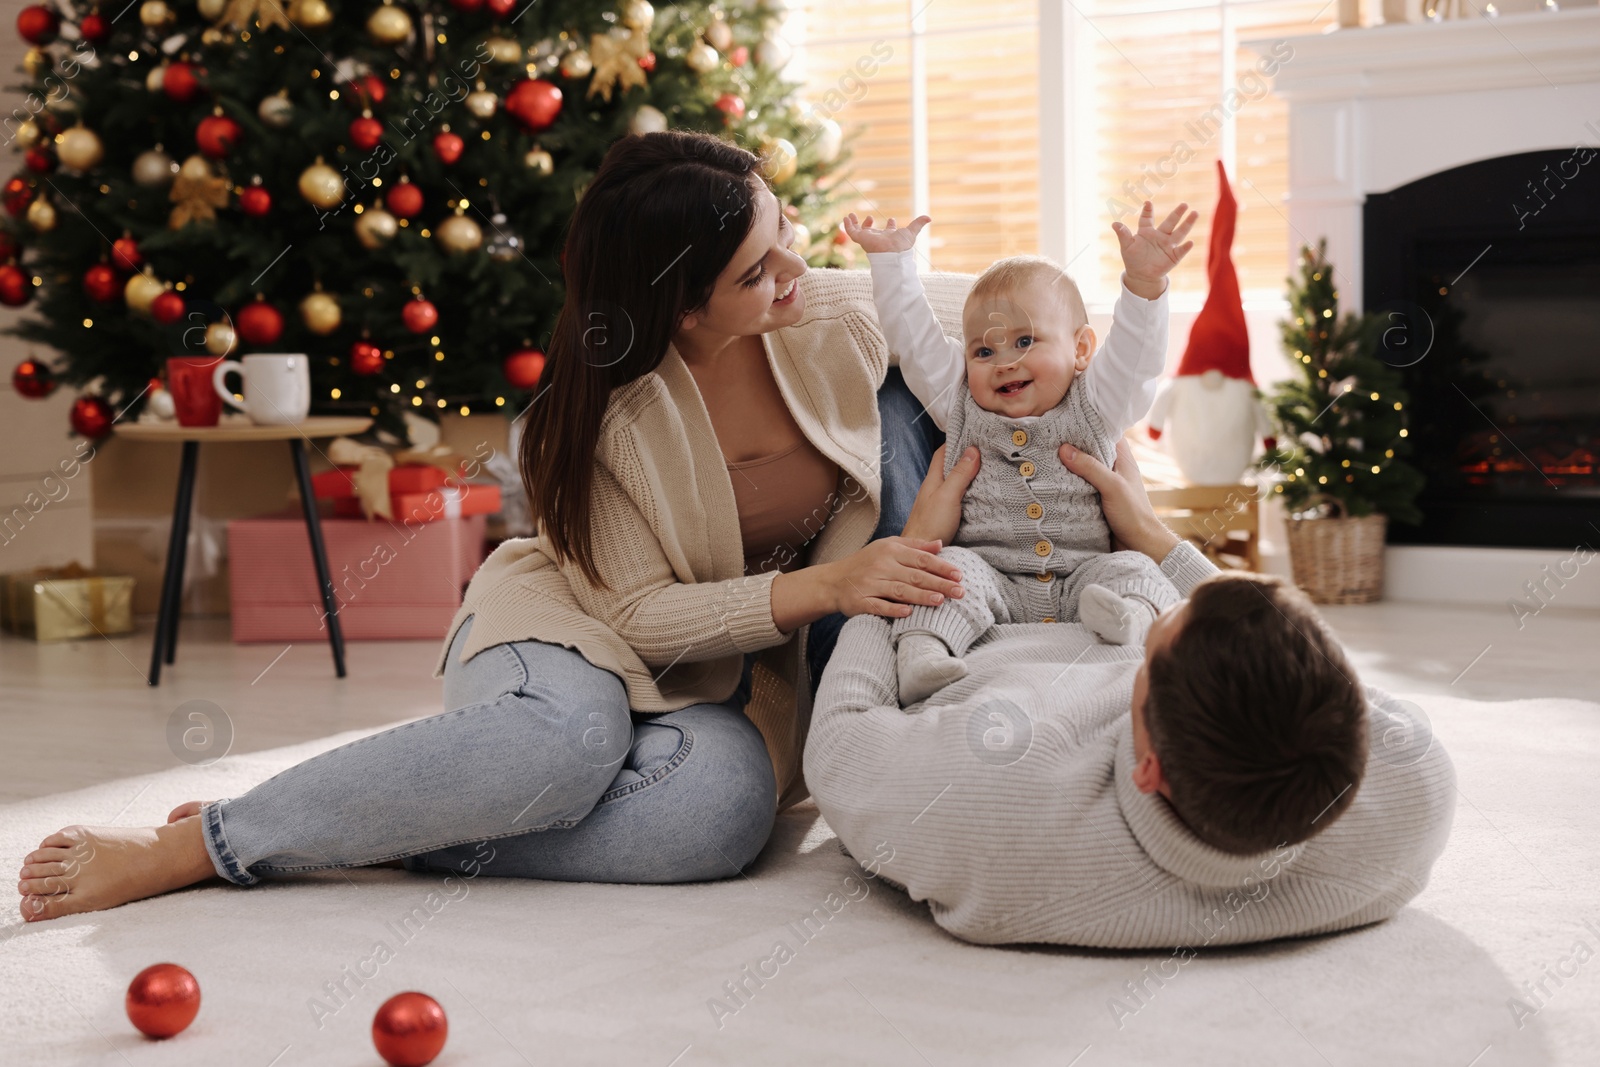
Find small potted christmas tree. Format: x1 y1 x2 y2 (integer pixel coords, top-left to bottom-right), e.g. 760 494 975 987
1259 241 1424 603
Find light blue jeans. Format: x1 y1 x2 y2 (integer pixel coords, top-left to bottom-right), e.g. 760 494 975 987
200 619 774 886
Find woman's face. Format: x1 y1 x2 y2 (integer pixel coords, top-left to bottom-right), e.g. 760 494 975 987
678 180 808 338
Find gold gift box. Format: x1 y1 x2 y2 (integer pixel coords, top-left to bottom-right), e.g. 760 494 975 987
0 562 135 642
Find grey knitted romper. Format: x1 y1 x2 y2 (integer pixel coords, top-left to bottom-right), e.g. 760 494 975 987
890 375 1178 656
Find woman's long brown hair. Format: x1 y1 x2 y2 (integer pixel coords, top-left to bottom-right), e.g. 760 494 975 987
518 131 763 590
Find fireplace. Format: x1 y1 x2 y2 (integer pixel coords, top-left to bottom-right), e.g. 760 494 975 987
1363 149 1600 550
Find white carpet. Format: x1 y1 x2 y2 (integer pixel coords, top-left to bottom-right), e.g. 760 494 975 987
4 693 1598 1066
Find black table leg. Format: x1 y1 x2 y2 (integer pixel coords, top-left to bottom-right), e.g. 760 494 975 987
289 438 347 678
148 440 199 686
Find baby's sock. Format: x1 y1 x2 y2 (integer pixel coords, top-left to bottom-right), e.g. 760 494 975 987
1080 584 1158 646
896 633 969 705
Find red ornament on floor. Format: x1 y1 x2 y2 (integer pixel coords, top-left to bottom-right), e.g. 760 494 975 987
401 297 438 334
196 113 242 159
350 339 385 375
125 963 201 1039
236 299 284 345
11 357 56 398
0 263 31 306
17 4 60 45
70 394 114 439
386 180 423 218
503 347 544 389
83 262 121 302
372 991 447 1067
151 289 186 324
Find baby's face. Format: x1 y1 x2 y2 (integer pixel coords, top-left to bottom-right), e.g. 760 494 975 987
961 278 1091 419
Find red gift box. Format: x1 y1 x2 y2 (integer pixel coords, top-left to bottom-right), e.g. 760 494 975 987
227 510 487 642
310 462 451 500
332 482 502 521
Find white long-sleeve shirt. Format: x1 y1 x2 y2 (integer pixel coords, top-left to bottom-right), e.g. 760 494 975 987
866 250 1170 434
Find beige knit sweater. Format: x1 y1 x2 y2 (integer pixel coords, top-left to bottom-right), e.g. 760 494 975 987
433 267 978 806
805 540 1458 947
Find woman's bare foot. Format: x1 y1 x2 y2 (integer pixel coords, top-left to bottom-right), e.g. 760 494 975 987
17 815 219 922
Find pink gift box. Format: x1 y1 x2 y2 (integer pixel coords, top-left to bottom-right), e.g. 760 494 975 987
227 510 487 643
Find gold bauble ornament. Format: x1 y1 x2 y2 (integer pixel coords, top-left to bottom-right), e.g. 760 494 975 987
26 197 57 232
125 269 166 314
485 36 521 63
24 49 48 79
760 137 797 183
790 222 811 255
290 0 333 29
812 116 843 164
756 35 792 70
686 40 719 74
435 213 483 254
705 16 732 52
205 320 237 356
524 147 553 175
145 65 167 93
179 154 214 182
201 27 225 45
560 49 592 78
465 86 498 119
199 0 228 18
16 120 43 151
622 0 655 30
298 157 345 209
630 104 667 135
353 206 397 249
57 126 105 172
366 2 412 45
133 147 178 187
141 0 175 28
299 290 341 335
258 90 293 128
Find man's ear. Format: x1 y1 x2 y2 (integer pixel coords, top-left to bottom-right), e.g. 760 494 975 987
1131 750 1169 796
1074 324 1097 372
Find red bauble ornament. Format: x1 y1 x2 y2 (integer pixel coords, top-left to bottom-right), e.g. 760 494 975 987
386 180 423 218
79 11 109 42
503 348 545 390
17 4 60 46
714 93 745 121
0 263 31 306
401 297 438 334
485 0 516 16
162 61 203 103
731 46 748 67
239 185 271 216
83 262 120 302
112 235 142 271
357 73 388 104
0 229 15 261
448 0 483 11
349 114 384 151
349 339 384 375
4 176 35 216
11 357 56 398
505 79 562 132
372 992 448 1067
236 299 284 345
432 130 464 165
639 51 657 71
196 113 242 159
70 395 114 439
151 289 186 324
24 147 54 172
125 963 200 1038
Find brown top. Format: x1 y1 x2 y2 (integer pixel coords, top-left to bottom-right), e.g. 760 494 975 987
727 438 840 576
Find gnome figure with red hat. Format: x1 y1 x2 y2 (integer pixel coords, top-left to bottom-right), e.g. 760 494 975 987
1147 161 1274 485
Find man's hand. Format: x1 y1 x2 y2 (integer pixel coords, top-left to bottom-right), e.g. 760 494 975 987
843 212 930 255
1113 201 1199 300
1059 437 1181 563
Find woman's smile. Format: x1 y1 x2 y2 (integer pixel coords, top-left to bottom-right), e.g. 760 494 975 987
773 277 799 305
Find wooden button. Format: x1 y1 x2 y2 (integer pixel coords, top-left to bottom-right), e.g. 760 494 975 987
1012 429 1028 447
1041 616 1055 624
1036 571 1054 582
1026 502 1043 519
1034 540 1051 557
1018 460 1036 478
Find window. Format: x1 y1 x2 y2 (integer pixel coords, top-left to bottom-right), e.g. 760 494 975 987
790 0 1335 304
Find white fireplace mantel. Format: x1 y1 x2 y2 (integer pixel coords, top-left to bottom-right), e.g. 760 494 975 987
1245 10 1600 311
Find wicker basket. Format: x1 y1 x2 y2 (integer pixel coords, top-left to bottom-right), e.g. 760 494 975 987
1285 506 1388 605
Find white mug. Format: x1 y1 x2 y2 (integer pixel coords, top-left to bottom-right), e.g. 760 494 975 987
212 353 311 425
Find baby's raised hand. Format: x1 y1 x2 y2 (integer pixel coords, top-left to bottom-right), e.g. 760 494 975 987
842 212 930 255
1113 201 1199 299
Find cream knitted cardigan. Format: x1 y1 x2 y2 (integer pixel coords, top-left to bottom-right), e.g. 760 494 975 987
432 266 978 805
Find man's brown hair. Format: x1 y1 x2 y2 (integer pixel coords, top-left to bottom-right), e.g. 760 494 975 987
1144 572 1368 855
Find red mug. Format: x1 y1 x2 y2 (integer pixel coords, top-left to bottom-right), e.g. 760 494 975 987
167 356 225 427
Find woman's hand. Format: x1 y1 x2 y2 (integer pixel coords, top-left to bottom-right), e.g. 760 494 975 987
820 536 965 620
901 443 981 547
1059 438 1182 563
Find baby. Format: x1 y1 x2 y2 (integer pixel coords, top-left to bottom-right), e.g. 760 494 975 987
846 203 1198 703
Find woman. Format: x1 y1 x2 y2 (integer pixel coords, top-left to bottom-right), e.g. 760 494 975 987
17 131 982 919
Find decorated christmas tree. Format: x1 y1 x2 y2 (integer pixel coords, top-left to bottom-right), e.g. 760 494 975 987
3 0 849 440
1260 241 1425 523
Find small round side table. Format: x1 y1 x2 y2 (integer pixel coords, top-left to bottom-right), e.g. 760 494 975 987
114 416 373 686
